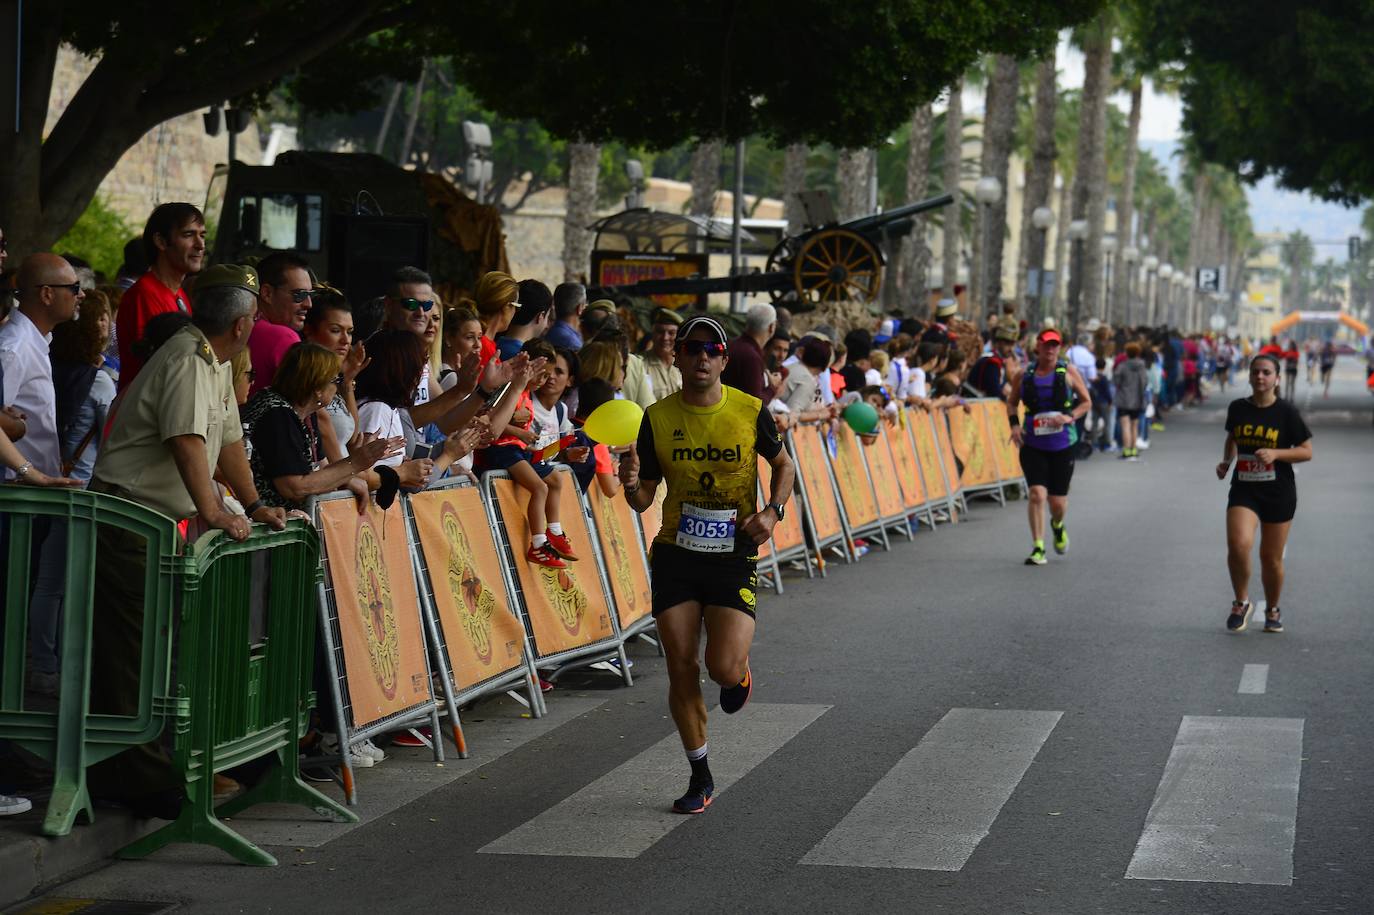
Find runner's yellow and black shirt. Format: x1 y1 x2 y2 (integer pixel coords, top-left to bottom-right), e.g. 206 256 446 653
637 387 783 559
1224 396 1311 492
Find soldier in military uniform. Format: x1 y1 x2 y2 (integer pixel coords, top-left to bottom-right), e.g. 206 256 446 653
88 264 287 818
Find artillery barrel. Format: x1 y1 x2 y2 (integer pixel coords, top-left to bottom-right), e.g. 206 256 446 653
840 192 954 235
612 271 793 297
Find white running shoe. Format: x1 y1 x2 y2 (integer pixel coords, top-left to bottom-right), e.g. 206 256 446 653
322 733 376 768
1137 439 1150 450
356 738 387 763
1 794 33 816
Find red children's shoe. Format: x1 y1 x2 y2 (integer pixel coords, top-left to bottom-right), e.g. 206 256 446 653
527 543 567 568
544 530 579 561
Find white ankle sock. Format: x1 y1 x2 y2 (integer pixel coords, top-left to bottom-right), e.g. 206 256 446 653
531 533 548 548
547 522 563 536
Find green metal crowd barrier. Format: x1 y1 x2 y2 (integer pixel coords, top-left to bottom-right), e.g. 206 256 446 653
119 520 356 865
1 487 354 864
0 486 183 837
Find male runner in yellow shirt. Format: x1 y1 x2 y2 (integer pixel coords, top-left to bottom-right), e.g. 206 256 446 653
619 315 795 814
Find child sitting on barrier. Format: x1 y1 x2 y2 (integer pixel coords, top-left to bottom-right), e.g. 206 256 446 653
476 338 578 568
568 377 620 496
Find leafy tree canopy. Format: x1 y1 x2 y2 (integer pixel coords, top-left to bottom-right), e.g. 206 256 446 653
436 0 1102 149
1134 0 1374 205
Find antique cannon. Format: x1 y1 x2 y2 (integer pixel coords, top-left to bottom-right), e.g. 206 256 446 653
595 191 953 308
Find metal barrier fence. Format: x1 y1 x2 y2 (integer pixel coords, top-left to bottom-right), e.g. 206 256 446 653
119 520 356 865
0 487 182 837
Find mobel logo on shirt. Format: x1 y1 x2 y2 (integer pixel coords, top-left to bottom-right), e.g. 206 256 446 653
672 442 742 463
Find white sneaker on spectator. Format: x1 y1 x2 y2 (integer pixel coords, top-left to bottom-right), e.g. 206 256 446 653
1 794 33 816
1137 439 1150 450
356 738 387 763
321 733 376 768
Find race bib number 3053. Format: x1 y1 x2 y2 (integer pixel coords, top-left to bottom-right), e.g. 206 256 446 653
1236 454 1275 483
676 504 737 554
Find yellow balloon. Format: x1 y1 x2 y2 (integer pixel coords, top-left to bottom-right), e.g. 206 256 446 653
584 399 644 447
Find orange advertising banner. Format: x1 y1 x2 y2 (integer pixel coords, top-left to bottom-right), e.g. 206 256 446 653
948 406 999 489
889 411 929 511
409 487 528 691
318 498 433 728
931 412 963 498
831 424 879 527
908 409 948 502
980 400 1021 483
756 455 805 556
492 475 615 657
587 487 654 630
865 426 908 520
789 425 843 542
640 489 666 547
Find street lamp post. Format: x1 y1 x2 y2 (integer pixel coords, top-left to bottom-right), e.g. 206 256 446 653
1100 235 1118 323
1121 246 1140 326
1142 255 1159 324
1066 218 1088 331
462 120 494 202
974 176 1003 316
624 159 646 209
1030 205 1055 329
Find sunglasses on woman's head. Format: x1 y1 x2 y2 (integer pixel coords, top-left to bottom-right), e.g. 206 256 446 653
678 340 727 357
399 298 436 312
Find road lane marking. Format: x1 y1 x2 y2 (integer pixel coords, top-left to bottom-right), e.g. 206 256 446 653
1238 664 1269 694
1126 716 1303 885
800 708 1062 871
480 703 829 858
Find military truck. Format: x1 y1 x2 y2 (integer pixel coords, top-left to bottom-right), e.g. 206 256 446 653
203 151 509 304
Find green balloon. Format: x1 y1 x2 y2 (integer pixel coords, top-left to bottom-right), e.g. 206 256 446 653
843 401 879 435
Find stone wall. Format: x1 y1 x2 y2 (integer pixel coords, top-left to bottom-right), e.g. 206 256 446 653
47 46 262 231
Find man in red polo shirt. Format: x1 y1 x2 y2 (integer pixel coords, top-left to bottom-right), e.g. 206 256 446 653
246 251 313 395
116 203 205 390
721 302 776 399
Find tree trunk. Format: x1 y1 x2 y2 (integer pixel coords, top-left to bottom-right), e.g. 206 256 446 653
941 78 964 304
898 104 935 315
1185 169 1209 328
688 140 723 217
1111 79 1142 326
1050 178 1072 322
835 148 871 223
1018 54 1058 326
562 141 600 282
783 144 808 236
975 54 1019 318
1066 13 1112 333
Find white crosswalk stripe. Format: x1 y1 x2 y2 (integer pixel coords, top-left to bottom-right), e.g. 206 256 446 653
801 708 1062 870
1126 716 1304 885
479 703 829 858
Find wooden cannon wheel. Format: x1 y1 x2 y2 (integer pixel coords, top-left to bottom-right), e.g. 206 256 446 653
792 228 882 305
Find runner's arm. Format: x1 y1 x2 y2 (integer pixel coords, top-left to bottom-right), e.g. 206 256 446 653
1064 364 1092 422
1257 438 1312 466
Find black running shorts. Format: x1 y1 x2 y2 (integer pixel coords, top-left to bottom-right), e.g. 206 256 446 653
1228 486 1297 524
650 544 758 619
1019 445 1075 497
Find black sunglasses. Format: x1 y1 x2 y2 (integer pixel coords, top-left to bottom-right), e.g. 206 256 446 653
678 340 727 357
31 282 82 296
287 288 318 304
399 297 436 312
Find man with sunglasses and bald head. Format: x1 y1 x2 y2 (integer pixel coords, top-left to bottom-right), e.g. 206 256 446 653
247 251 314 396
619 314 796 815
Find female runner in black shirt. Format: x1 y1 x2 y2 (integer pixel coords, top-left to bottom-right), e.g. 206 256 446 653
1216 354 1313 633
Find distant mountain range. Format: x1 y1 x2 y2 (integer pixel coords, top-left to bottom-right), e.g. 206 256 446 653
1140 141 1364 262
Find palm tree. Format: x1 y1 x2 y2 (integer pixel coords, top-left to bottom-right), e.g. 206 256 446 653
1281 230 1315 313
1066 11 1113 333
835 148 873 223
563 141 601 281
783 144 808 235
974 53 1020 316
898 104 936 313
688 140 723 217
1018 53 1058 329
941 77 964 303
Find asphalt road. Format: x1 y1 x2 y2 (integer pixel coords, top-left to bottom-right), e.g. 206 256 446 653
24 362 1374 915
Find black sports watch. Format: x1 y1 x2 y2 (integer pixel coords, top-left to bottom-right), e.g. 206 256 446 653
766 501 786 521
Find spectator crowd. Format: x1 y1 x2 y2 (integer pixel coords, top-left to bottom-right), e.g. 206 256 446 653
0 202 1345 819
